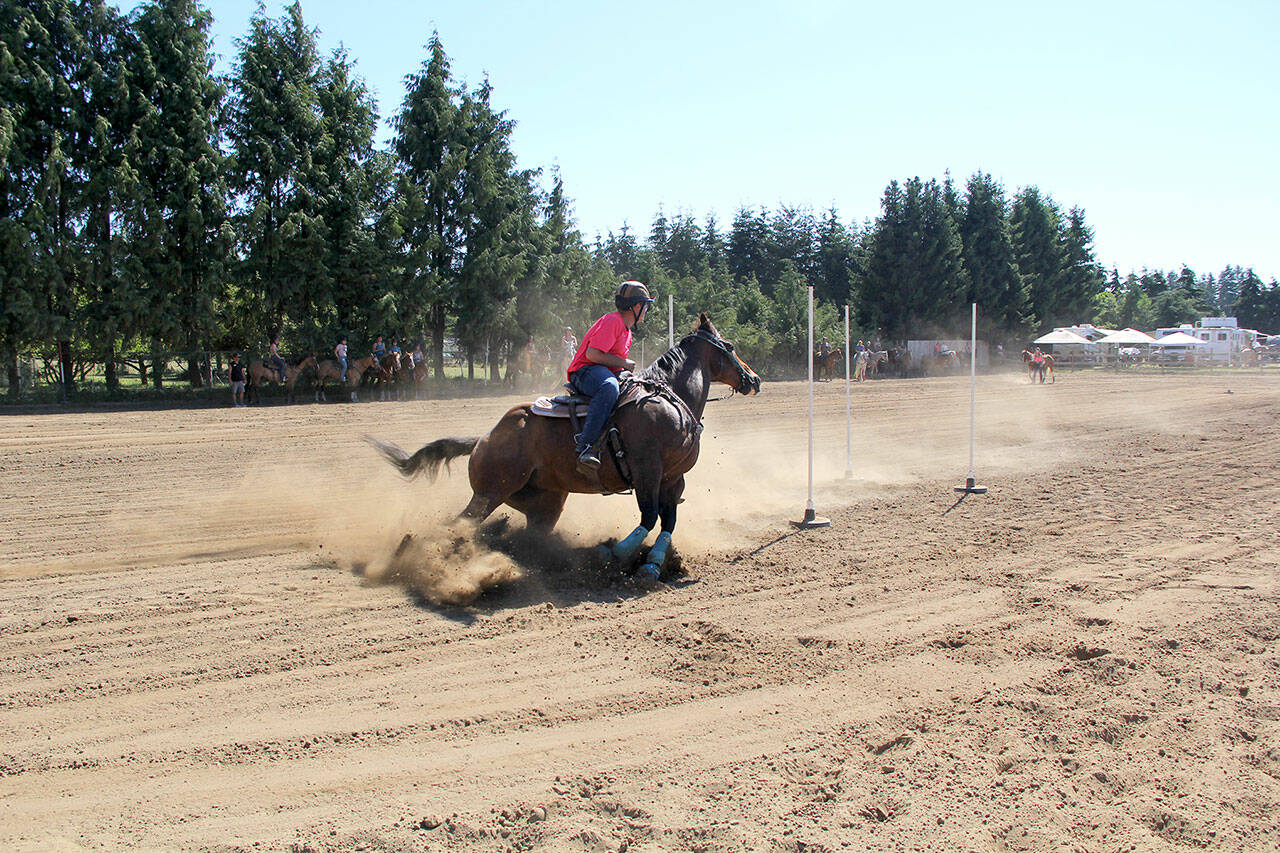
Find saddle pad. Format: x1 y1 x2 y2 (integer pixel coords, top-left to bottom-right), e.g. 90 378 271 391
531 396 590 418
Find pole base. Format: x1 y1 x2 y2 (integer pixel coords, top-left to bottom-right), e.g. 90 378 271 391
954 477 988 495
791 507 831 529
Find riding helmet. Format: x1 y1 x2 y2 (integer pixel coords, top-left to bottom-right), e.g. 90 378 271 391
614 281 655 312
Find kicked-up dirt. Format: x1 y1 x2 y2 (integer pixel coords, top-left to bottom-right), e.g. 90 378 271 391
1 366 1278 851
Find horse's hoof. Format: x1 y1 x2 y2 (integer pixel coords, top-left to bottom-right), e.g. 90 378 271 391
595 544 615 565
634 564 664 589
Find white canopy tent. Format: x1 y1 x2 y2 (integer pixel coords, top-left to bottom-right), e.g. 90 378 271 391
1153 331 1210 347
1033 329 1094 346
1096 328 1157 345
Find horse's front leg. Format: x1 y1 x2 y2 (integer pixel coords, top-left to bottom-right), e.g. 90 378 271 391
637 477 685 584
610 478 661 565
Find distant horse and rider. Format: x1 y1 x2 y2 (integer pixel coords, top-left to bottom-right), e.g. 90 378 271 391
813 347 842 381
314 354 379 403
1022 348 1054 383
368 313 761 587
505 338 548 393
246 354 316 404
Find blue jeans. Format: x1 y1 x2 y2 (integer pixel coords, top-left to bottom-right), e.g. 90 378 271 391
337 356 347 381
570 364 619 452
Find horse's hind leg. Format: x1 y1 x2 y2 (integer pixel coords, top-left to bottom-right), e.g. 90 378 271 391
504 486 567 535
458 492 504 526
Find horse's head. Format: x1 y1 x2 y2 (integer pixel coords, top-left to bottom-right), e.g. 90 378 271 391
689 314 761 396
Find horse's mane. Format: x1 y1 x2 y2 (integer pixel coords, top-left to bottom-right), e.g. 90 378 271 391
638 340 689 385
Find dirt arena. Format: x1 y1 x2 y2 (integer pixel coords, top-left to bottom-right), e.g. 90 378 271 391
2 366 1278 852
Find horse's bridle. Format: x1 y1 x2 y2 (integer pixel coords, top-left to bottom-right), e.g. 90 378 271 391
687 329 757 398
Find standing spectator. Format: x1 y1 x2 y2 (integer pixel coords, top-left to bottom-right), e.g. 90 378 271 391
334 338 348 383
230 354 246 406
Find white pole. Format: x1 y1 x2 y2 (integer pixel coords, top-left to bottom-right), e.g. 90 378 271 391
793 283 830 527
668 294 674 349
844 303 852 478
968 302 977 481
952 303 985 495
806 284 816 514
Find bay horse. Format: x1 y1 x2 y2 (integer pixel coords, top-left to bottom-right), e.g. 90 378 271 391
813 348 842 381
368 314 761 586
247 354 315 404
315 355 378 402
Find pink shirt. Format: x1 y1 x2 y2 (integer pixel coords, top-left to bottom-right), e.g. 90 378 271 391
566 312 632 378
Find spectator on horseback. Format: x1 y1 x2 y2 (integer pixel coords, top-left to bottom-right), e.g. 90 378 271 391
855 339 866 356
566 281 654 475
335 338 348 383
267 335 286 383
818 338 831 357
372 335 386 360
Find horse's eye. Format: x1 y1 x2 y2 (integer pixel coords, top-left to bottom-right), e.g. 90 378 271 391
724 342 734 352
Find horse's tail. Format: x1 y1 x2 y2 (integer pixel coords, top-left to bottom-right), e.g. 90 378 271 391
365 435 478 482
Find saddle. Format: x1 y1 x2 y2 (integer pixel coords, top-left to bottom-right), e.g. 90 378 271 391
529 374 701 492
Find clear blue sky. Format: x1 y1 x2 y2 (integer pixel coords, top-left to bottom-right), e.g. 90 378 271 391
126 0 1280 282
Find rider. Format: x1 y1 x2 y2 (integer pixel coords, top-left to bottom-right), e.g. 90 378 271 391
818 338 831 357
372 335 386 360
566 281 654 474
335 337 348 383
268 335 286 382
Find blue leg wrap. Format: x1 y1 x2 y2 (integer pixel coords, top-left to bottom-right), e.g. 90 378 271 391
612 525 651 562
641 531 672 576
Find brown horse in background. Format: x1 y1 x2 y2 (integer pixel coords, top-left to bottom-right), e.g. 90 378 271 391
368 313 761 586
315 355 378 402
372 352 409 401
813 348 842 381
247 354 315 404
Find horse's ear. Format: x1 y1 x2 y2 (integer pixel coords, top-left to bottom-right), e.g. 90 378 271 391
698 312 716 334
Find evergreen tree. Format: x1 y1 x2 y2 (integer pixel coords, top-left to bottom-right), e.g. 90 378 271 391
602 223 640 280
1232 269 1269 331
392 33 467 376
224 0 326 341
1009 186 1065 331
957 171 1026 338
662 212 706 279
311 45 386 350
128 0 227 385
701 212 726 276
814 206 856 308
1056 206 1105 327
727 206 771 290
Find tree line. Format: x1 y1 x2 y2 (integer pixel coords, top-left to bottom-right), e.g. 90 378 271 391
4 0 1277 397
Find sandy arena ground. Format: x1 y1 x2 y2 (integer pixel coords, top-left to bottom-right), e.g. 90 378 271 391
2 366 1278 852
